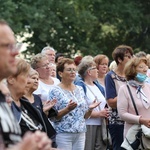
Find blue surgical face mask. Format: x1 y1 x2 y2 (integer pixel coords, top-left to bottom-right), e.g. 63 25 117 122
135 73 147 82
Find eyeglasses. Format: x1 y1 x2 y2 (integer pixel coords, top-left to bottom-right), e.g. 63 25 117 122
36 63 50 69
64 68 77 73
0 43 22 53
137 65 148 70
88 67 97 70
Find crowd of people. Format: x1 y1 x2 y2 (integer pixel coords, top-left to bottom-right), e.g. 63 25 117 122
0 19 150 150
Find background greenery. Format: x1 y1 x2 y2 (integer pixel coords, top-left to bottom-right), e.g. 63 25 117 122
0 0 150 59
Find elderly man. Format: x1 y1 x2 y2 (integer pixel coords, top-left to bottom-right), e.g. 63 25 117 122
0 20 54 150
41 46 56 63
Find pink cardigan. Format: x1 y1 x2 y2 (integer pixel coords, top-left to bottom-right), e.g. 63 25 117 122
117 83 150 137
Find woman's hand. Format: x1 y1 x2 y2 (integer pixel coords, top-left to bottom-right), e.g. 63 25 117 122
43 99 57 113
99 108 109 118
88 100 100 111
8 131 55 150
67 100 77 111
139 117 150 128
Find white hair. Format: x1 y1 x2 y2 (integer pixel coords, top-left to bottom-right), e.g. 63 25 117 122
41 46 55 54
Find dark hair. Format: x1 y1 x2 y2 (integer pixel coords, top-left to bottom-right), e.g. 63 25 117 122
57 58 75 72
125 57 147 81
112 45 133 65
55 53 64 63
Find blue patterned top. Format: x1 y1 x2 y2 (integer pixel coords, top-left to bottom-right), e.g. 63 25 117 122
48 85 88 133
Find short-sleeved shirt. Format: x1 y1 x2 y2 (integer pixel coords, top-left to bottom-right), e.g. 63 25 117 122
34 77 60 102
105 70 126 124
0 91 21 148
48 85 88 133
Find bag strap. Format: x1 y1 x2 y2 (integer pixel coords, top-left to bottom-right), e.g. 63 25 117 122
126 83 145 149
126 84 139 115
86 84 111 147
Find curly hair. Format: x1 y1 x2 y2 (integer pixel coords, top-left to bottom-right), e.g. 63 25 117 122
30 53 48 69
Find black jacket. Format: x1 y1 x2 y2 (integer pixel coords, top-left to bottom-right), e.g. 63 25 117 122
11 97 57 147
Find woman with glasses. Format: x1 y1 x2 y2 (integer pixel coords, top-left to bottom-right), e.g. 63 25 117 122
48 58 100 150
30 53 60 104
75 56 109 150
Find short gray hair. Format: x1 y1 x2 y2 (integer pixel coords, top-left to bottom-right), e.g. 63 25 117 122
78 56 95 78
41 46 55 54
30 53 48 69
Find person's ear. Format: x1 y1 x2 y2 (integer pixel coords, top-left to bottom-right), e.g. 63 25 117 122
58 71 62 78
118 57 122 64
7 76 15 85
87 70 91 76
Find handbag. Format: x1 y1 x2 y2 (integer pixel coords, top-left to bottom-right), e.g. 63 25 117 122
121 84 150 150
101 117 112 149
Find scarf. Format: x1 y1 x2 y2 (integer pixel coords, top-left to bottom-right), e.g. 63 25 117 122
128 80 150 109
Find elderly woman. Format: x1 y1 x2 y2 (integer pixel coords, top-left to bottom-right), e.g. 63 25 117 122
105 45 133 150
7 58 56 150
94 54 109 88
30 53 60 103
117 57 150 149
48 58 100 150
75 56 109 150
24 68 57 148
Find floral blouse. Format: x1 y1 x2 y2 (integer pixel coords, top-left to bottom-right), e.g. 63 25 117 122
48 85 88 133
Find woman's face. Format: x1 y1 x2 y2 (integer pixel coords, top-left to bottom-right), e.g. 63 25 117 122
14 72 29 96
121 52 133 66
27 74 39 92
36 59 51 77
87 65 98 81
50 65 56 78
60 63 76 82
136 61 148 75
98 57 109 75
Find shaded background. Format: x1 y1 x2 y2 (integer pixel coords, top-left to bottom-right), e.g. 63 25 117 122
0 0 150 59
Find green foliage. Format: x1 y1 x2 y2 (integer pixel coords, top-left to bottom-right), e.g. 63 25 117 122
0 0 150 59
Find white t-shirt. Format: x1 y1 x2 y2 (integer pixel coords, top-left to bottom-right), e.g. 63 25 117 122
85 84 106 125
34 77 60 102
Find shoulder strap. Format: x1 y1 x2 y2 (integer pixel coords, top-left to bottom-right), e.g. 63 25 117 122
85 84 101 111
126 84 139 115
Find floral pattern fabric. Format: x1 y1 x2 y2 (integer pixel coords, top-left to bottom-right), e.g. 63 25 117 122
48 85 88 133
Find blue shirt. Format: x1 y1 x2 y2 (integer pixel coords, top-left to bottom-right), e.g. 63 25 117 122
48 85 88 133
105 70 126 124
